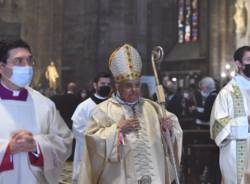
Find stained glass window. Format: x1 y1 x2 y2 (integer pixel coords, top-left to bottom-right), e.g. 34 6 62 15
178 0 199 43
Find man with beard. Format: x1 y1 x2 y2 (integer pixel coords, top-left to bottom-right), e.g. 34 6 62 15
77 44 182 184
210 46 250 184
71 72 112 183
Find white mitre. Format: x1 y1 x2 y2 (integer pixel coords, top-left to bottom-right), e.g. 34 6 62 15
108 44 142 82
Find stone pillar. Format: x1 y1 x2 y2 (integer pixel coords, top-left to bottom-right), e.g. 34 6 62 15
209 0 223 81
135 0 148 74
63 0 99 88
219 0 227 78
96 0 148 76
209 0 236 84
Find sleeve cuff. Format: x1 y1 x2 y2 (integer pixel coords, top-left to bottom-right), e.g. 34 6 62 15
0 144 14 172
118 129 125 145
29 144 44 167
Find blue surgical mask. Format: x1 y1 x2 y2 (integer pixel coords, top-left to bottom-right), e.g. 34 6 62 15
9 66 33 87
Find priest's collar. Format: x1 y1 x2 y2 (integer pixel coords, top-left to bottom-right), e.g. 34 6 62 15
234 74 250 89
0 82 28 101
91 93 108 104
94 93 107 100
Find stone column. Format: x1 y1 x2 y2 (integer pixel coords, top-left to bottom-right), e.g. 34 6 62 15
209 0 236 84
136 0 148 74
63 0 99 88
209 0 222 81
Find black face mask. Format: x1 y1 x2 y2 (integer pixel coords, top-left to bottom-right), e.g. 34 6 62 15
165 89 173 95
98 86 111 97
243 64 250 78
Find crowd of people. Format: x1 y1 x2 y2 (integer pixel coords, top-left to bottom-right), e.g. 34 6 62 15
162 76 219 127
0 38 250 184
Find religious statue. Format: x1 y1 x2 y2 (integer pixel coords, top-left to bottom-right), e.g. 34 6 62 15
233 1 248 37
45 61 59 90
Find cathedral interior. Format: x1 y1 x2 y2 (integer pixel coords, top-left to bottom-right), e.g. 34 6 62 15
0 0 249 183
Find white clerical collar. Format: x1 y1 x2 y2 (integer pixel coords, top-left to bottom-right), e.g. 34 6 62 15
0 81 21 96
234 74 250 89
94 93 107 100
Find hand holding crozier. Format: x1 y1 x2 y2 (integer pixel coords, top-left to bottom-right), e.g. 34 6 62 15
160 116 174 132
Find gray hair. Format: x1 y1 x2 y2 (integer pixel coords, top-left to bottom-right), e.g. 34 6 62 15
199 77 215 91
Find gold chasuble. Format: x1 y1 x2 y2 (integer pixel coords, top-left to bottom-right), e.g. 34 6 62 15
78 95 183 184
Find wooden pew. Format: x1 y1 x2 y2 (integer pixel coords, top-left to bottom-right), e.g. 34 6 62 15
181 129 221 184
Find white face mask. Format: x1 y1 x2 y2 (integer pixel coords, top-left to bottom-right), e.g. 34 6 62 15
81 92 87 99
8 66 33 87
201 90 209 98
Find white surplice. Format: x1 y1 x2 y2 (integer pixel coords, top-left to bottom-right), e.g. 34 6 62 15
71 97 97 182
210 74 250 184
0 87 73 184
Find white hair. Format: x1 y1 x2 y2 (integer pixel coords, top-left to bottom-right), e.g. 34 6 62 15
199 77 215 91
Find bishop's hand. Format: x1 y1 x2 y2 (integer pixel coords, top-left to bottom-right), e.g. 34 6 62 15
160 116 174 132
117 116 140 134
